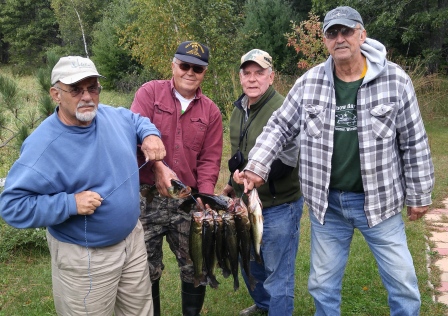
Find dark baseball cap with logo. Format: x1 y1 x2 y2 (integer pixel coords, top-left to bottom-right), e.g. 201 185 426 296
323 6 364 33
174 41 209 66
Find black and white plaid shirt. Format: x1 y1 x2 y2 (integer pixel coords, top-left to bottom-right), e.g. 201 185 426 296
246 39 434 227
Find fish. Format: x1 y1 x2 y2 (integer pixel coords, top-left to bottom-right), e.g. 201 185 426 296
143 179 192 203
222 211 240 291
234 198 257 291
189 211 207 288
202 209 219 289
167 179 192 199
248 188 263 264
214 211 231 278
179 193 234 213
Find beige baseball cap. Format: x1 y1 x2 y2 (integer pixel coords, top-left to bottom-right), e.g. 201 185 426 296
51 56 105 85
240 49 273 69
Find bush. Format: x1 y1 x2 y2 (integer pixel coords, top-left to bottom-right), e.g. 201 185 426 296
0 220 48 261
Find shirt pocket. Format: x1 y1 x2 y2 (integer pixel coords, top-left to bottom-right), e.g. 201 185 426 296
304 104 324 138
152 103 174 142
183 117 207 152
370 103 395 139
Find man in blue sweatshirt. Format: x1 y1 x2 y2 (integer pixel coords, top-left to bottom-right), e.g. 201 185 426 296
0 56 166 316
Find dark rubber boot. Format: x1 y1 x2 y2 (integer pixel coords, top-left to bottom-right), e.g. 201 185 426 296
181 281 206 316
152 279 161 316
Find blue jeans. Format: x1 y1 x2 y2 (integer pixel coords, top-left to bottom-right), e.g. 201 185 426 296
308 190 420 316
241 197 304 316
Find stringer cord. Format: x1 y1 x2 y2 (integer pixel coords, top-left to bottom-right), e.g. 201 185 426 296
83 215 91 316
83 160 149 314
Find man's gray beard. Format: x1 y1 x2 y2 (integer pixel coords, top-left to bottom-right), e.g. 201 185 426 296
76 105 97 122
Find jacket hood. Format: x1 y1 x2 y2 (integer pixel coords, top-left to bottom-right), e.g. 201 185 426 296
361 38 387 83
324 37 387 85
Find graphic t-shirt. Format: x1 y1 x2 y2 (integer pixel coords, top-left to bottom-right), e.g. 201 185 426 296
329 76 364 192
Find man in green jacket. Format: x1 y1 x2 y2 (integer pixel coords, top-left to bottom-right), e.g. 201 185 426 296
222 49 303 316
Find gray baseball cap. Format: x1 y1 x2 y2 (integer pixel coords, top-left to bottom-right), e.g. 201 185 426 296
323 6 364 33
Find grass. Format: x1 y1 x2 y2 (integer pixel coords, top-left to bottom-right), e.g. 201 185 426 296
1 67 448 315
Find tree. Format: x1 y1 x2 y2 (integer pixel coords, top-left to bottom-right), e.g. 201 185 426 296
120 0 246 114
50 0 112 56
0 0 60 66
240 0 305 75
91 0 145 91
311 0 448 72
121 0 195 78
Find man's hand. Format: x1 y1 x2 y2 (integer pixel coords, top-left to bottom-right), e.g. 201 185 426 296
153 161 177 197
221 184 235 198
407 205 429 221
238 170 265 193
141 135 166 161
75 191 103 215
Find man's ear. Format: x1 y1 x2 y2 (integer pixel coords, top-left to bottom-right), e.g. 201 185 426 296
49 87 60 103
360 29 367 43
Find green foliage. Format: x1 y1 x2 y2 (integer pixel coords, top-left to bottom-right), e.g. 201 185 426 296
91 0 147 91
0 74 19 109
120 0 246 116
310 0 448 73
0 71 46 150
285 11 328 71
121 0 193 78
0 0 60 66
240 0 303 75
0 220 48 261
39 94 56 118
186 0 246 113
50 0 112 56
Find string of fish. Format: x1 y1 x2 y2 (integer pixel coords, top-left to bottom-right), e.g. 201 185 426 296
83 159 149 316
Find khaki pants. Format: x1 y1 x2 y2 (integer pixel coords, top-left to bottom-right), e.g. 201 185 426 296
47 220 153 316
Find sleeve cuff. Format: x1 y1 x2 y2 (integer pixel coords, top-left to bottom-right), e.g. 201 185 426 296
244 160 270 181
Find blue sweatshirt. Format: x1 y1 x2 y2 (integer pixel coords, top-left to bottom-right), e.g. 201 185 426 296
0 104 161 247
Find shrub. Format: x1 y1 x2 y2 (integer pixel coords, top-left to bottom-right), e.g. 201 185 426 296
0 220 48 261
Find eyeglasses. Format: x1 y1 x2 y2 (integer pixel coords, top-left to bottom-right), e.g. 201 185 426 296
56 85 102 97
174 61 206 74
324 27 361 40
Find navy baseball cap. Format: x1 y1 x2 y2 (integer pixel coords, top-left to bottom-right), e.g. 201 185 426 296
174 41 209 66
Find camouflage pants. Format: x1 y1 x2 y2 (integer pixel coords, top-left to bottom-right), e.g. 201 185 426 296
139 189 194 283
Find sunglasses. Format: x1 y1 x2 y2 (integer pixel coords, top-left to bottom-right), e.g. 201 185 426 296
324 27 361 40
56 85 102 97
174 61 206 74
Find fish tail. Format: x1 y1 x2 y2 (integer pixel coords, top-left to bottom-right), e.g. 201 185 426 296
208 274 220 289
221 266 231 278
233 274 240 291
255 253 263 264
249 275 258 292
